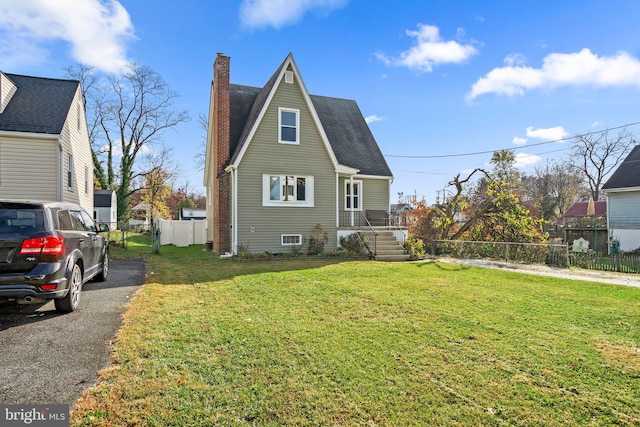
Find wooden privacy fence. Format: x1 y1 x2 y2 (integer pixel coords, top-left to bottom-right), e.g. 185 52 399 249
434 240 640 273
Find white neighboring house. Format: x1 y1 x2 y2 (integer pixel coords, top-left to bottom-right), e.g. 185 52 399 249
0 71 93 212
179 207 206 220
129 202 151 231
602 145 640 252
94 189 117 230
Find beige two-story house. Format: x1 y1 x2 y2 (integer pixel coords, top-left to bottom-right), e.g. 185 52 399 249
204 53 395 255
0 72 93 212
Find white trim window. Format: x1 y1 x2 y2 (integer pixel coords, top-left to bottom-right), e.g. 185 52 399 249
345 180 362 211
281 234 302 246
67 153 74 190
263 174 314 207
279 108 299 144
84 165 89 194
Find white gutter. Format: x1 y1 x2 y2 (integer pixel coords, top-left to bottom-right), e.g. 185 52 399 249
335 173 339 228
225 165 238 255
0 130 59 141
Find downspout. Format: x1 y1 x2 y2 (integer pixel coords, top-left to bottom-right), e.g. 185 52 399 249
335 173 339 228
225 165 238 255
605 192 611 254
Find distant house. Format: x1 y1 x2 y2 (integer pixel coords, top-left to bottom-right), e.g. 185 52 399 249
129 202 151 231
94 190 117 230
179 207 206 220
0 71 93 212
560 200 607 253
204 53 395 255
602 145 640 252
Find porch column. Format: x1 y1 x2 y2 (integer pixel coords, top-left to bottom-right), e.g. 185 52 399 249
350 175 354 227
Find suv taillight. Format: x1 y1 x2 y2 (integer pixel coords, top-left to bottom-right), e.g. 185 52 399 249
20 236 65 256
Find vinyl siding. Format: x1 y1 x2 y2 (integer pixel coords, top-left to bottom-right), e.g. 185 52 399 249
0 136 59 200
0 73 17 114
60 87 93 212
236 76 336 253
608 191 640 229
338 177 390 212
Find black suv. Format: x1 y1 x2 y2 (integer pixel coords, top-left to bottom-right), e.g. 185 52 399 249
0 200 109 313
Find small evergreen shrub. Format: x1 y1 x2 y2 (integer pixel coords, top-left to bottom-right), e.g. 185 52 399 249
339 233 366 256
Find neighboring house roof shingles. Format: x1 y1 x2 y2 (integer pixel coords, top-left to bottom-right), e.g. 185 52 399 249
602 145 640 190
563 201 607 217
0 73 79 135
228 56 392 178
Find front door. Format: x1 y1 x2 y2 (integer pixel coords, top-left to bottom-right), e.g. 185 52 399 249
345 180 362 226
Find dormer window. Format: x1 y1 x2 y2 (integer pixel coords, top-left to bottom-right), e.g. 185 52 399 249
279 108 299 144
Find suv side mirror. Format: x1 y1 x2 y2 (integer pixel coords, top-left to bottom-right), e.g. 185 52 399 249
97 223 110 233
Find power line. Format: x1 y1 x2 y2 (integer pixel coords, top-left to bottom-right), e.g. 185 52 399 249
385 121 640 159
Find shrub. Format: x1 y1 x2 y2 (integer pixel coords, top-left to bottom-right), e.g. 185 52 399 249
339 233 366 256
404 236 426 259
308 223 328 255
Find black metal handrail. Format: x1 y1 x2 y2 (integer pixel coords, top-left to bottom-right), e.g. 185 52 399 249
360 213 378 258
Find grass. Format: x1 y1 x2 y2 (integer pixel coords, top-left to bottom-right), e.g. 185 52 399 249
72 240 640 426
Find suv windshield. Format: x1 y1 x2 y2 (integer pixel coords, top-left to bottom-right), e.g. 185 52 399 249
0 207 46 234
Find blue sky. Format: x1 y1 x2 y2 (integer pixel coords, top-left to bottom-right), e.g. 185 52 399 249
2 0 640 203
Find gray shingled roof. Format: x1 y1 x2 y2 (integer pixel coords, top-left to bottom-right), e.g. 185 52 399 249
0 73 79 135
602 145 640 190
228 58 392 178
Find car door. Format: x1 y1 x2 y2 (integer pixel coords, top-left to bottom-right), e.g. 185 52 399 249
79 209 105 278
69 209 100 279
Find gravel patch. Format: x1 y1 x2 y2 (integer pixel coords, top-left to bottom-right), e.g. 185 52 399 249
421 257 640 288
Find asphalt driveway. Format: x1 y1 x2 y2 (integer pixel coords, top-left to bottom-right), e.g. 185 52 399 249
0 258 145 405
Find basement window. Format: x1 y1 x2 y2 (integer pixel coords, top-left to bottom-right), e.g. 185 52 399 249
281 234 302 246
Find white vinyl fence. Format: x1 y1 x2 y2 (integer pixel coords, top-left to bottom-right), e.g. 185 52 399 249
156 219 207 247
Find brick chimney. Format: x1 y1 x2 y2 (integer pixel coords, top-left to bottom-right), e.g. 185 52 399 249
212 53 232 254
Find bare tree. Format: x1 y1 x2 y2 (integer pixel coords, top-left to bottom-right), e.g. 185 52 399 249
67 63 190 222
193 112 208 171
520 160 588 220
569 128 635 201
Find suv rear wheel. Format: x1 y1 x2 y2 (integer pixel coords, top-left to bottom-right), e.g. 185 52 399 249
55 264 82 313
94 252 109 282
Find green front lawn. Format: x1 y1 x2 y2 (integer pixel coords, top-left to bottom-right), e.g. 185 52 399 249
73 244 640 426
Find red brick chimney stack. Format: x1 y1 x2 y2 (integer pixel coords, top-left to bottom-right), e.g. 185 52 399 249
212 53 232 254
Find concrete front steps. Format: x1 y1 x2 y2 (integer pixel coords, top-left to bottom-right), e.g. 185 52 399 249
365 231 410 262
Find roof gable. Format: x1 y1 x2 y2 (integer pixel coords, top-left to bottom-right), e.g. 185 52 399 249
602 145 640 191
230 53 340 171
0 73 79 135
228 54 392 177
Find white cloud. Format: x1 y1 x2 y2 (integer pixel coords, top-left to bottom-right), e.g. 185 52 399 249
504 53 527 66
239 0 348 29
0 0 134 74
376 23 478 72
515 153 541 168
365 115 384 124
512 136 528 145
526 125 569 141
591 121 603 127
468 48 640 99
